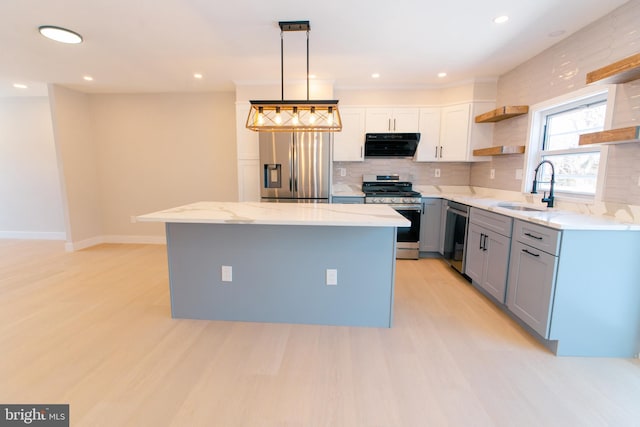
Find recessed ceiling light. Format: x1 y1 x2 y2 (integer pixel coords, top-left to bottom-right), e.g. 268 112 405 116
83 75 93 81
38 25 83 44
13 83 28 89
493 15 509 24
437 72 447 78
193 73 203 79
371 73 380 79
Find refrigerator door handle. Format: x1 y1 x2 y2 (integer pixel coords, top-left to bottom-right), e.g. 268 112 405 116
291 140 297 193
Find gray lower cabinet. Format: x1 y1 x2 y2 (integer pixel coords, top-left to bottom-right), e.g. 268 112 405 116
499 218 640 357
419 198 442 252
506 240 558 337
506 220 561 339
465 208 513 303
332 196 364 204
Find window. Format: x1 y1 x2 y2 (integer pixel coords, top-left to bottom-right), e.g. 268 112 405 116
526 86 615 201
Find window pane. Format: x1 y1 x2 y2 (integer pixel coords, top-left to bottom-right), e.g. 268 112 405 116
544 102 606 151
539 152 599 195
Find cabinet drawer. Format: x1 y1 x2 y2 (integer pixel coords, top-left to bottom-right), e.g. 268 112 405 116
470 208 513 237
513 220 561 255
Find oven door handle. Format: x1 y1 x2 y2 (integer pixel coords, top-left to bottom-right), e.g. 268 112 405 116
390 204 422 211
446 206 468 218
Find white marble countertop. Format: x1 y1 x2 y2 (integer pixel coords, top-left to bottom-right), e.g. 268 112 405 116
448 196 640 231
330 183 640 231
137 201 410 227
413 185 640 231
331 184 365 197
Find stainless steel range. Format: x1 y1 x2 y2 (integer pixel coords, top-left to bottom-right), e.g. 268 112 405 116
362 174 421 259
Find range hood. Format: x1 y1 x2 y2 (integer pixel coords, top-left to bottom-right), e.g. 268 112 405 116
364 133 421 158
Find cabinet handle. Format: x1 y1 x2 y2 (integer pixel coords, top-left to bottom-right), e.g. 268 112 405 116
439 146 443 158
479 233 484 250
434 147 438 158
483 234 488 251
360 146 363 159
393 118 397 131
388 118 392 131
522 249 540 257
524 232 543 240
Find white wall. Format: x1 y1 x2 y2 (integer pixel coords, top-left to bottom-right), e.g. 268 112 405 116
49 85 103 249
91 92 238 239
0 97 65 239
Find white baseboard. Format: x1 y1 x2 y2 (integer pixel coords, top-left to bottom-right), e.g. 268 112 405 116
65 236 105 251
0 231 66 240
65 235 166 251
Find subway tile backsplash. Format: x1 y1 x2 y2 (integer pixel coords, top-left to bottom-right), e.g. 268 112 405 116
333 159 470 186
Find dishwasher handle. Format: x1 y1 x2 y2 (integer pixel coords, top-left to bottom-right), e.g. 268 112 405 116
446 205 468 218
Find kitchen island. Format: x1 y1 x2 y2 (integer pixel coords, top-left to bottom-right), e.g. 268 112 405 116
137 202 409 327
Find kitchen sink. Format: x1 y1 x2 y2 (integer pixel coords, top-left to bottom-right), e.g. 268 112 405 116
496 202 547 212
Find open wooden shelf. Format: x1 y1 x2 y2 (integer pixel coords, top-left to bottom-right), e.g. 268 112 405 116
579 126 640 146
475 106 529 123
473 145 526 156
586 53 640 85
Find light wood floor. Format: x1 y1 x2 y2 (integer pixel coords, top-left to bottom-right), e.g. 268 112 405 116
1 240 639 426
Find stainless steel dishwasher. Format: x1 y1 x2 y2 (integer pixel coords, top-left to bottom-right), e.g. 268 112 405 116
443 200 470 275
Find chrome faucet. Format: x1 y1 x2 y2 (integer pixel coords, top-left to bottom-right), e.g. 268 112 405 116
531 160 556 208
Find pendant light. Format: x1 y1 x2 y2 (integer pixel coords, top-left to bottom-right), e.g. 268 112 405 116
246 21 342 132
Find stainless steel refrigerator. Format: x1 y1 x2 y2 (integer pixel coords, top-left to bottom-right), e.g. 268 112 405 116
260 132 331 203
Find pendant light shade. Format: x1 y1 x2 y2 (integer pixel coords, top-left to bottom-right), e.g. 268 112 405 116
245 21 342 132
246 100 341 132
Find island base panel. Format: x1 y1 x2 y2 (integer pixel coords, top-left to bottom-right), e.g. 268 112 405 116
165 223 397 327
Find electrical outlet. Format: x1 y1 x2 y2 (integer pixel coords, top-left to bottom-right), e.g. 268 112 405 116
490 169 496 179
340 168 347 177
221 265 232 282
515 169 523 180
326 269 337 286
434 168 441 178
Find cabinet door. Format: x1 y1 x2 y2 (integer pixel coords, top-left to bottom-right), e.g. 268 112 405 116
333 108 366 161
465 223 485 285
415 108 441 161
419 198 442 252
439 104 471 161
482 232 511 303
365 108 419 133
392 108 420 132
506 241 558 338
365 108 392 133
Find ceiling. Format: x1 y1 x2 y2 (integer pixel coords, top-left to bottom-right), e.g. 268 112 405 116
0 0 629 97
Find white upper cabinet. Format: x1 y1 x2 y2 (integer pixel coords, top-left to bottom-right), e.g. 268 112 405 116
416 102 495 162
330 102 494 163
439 104 472 161
333 107 366 162
414 108 441 162
365 108 420 133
